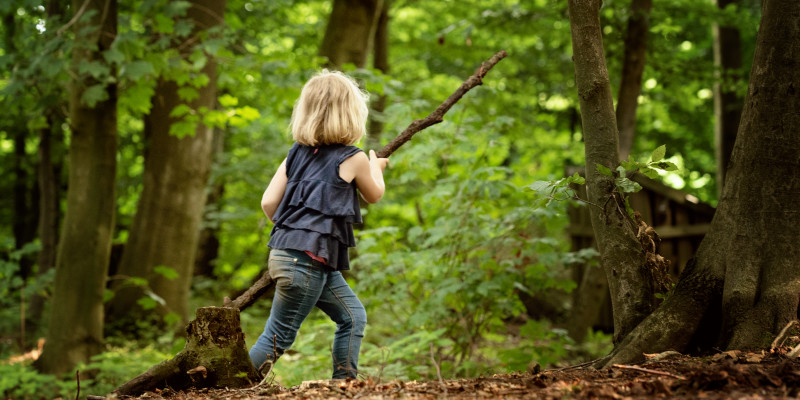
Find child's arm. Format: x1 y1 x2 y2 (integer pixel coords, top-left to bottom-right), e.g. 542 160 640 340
261 158 288 222
340 150 389 204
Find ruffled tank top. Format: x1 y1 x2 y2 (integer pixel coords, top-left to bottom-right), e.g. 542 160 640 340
268 143 363 270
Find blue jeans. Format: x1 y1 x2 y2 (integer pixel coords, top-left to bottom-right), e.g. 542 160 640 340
249 249 367 379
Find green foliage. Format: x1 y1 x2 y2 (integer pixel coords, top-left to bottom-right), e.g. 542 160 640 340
0 343 173 399
0 0 761 390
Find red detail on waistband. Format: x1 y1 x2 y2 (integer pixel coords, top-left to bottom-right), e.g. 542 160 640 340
305 250 327 264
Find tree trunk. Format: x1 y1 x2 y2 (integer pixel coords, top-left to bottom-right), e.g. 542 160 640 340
111 307 259 397
366 0 390 151
107 0 226 328
712 0 744 196
615 0 652 160
319 0 383 69
600 0 800 366
194 122 225 277
35 0 118 375
567 0 657 345
29 114 64 334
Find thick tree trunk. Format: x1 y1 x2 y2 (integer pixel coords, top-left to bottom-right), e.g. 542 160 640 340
712 0 744 195
111 307 259 397
107 0 226 327
35 0 118 375
600 0 800 366
615 0 652 160
319 0 383 69
717 0 800 349
567 0 657 345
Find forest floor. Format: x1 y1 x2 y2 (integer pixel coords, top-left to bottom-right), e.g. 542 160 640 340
131 349 800 399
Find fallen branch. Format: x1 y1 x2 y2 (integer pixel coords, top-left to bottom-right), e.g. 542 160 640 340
223 50 508 312
612 364 686 380
771 320 799 350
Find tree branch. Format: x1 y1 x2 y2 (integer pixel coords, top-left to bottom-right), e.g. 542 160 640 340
375 50 507 158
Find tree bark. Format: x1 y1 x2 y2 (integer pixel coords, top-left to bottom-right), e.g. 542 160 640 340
712 0 744 196
366 0 391 151
600 0 800 366
107 0 227 327
35 0 118 375
567 0 657 345
29 114 64 334
194 121 225 277
615 0 652 160
112 307 259 397
319 0 383 69
717 0 800 349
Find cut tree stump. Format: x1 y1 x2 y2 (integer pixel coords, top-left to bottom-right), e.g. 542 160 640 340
111 307 259 397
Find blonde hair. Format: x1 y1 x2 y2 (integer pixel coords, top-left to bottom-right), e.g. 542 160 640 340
290 70 369 146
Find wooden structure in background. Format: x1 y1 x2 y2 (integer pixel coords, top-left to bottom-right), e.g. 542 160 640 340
565 168 716 339
567 171 715 277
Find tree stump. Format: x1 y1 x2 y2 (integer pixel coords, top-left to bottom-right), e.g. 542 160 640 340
112 307 259 397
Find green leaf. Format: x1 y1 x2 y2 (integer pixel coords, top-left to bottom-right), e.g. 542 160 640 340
218 94 238 107
596 164 613 176
170 104 193 118
566 172 585 185
103 47 125 65
651 145 666 162
153 266 179 280
154 14 174 33
641 167 660 179
128 277 149 287
526 181 552 194
655 161 679 171
177 86 199 101
615 177 642 193
78 60 109 79
121 60 155 80
137 295 157 310
81 84 108 107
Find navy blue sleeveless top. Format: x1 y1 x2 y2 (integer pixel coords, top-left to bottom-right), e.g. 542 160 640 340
268 143 363 270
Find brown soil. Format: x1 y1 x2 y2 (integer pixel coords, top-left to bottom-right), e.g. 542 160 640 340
132 350 800 399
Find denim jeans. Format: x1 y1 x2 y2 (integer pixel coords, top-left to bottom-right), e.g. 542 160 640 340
249 249 367 379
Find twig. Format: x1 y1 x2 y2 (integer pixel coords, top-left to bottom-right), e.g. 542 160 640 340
552 358 604 372
56 0 92 37
75 370 80 400
376 50 508 158
429 343 447 396
612 364 686 380
771 320 799 349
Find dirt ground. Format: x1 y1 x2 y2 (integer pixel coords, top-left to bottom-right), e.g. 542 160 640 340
127 349 800 400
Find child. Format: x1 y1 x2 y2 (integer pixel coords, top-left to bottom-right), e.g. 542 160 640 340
250 70 389 380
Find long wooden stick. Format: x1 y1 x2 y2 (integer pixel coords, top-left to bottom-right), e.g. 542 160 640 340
223 50 508 311
376 50 508 158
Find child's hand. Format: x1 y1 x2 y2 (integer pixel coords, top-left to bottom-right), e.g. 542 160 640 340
369 150 390 171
